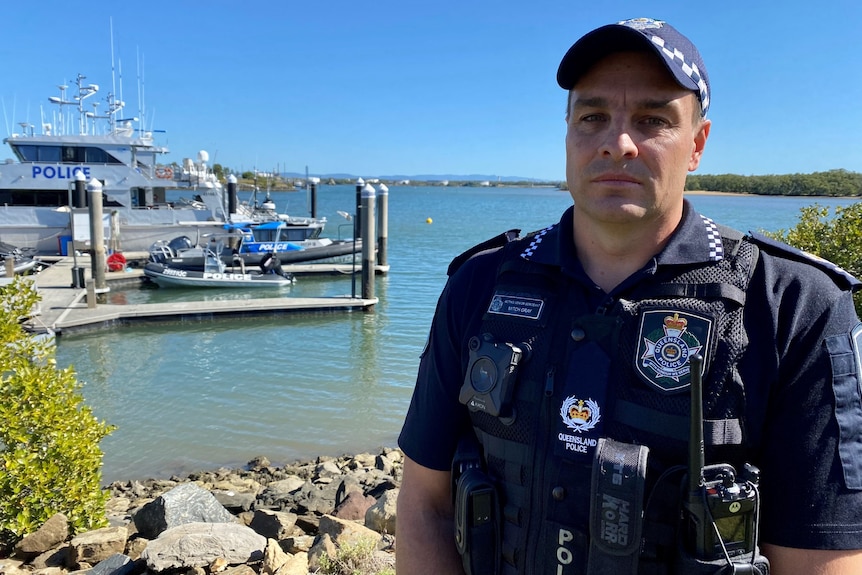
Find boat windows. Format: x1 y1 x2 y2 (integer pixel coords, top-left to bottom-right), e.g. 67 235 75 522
10 143 122 164
257 229 277 242
0 188 68 206
84 147 113 163
280 227 322 241
13 144 61 162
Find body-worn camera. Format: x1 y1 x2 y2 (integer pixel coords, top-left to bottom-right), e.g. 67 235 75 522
459 333 528 418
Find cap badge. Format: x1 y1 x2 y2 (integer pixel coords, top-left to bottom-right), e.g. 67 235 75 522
619 17 665 30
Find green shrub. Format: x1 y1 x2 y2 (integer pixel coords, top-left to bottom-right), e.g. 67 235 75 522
0 277 115 549
315 537 395 575
766 203 862 316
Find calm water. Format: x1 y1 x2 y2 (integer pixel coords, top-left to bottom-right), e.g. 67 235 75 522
54 185 859 483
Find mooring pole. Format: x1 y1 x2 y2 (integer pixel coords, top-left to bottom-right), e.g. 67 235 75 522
354 177 365 238
361 183 376 301
70 172 86 288
227 174 238 219
87 178 107 292
74 169 87 208
376 183 389 267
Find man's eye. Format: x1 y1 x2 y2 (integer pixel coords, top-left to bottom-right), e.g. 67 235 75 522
580 114 605 122
642 117 669 126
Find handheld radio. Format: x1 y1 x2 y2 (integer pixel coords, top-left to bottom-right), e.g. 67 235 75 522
683 354 763 563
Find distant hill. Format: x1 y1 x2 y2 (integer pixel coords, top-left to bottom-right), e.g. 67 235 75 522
281 172 552 183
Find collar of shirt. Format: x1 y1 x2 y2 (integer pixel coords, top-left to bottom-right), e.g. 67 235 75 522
521 200 726 293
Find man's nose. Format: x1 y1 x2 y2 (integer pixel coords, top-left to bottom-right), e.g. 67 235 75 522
599 123 638 160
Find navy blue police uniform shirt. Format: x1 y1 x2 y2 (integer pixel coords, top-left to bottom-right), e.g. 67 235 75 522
398 200 862 550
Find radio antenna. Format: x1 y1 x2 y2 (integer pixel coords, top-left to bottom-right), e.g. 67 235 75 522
688 354 705 495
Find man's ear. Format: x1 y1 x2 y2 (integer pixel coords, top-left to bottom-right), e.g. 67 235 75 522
689 119 711 172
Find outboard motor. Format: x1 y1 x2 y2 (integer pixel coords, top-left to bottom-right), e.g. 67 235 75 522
260 252 277 273
259 252 289 279
167 236 194 253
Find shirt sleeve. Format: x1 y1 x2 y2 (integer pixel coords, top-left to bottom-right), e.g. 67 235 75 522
398 252 499 471
751 254 862 549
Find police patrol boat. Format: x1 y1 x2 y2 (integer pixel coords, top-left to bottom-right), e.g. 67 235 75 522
150 221 360 271
0 73 232 255
144 236 295 289
223 221 361 266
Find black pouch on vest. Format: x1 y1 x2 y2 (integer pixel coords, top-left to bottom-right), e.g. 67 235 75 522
586 438 649 575
455 466 500 575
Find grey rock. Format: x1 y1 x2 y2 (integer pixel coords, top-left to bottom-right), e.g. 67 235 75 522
14 513 69 558
260 538 289 575
140 522 265 571
279 535 315 554
247 456 271 471
87 553 136 575
318 514 382 548
0 557 29 575
212 490 256 513
365 488 398 535
30 545 69 570
306 533 337 572
315 461 342 479
332 490 376 522
249 510 298 541
274 551 308 575
69 526 128 567
133 483 236 539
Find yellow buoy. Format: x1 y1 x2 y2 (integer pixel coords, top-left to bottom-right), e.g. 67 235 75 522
426 217 433 224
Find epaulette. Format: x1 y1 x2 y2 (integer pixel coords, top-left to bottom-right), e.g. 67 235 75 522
748 232 862 291
447 229 520 277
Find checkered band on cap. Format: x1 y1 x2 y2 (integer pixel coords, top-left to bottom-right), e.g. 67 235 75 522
700 214 724 261
648 35 710 116
520 224 555 260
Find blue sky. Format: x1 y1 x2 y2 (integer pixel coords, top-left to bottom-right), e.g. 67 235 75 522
2 1 859 181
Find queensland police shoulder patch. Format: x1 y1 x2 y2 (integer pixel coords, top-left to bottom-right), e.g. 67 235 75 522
635 309 713 393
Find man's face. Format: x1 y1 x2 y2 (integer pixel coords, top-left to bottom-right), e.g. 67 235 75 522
564 51 710 229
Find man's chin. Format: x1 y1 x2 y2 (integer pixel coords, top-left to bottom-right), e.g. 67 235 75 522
574 201 650 224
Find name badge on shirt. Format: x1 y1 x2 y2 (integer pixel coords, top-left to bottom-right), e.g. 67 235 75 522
487 292 545 320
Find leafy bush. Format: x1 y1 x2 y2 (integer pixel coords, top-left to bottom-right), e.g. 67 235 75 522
0 277 115 549
315 537 395 575
766 203 862 316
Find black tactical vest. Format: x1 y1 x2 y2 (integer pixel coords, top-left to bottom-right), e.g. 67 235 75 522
462 224 759 575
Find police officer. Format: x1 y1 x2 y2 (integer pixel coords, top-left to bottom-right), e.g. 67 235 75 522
396 17 862 575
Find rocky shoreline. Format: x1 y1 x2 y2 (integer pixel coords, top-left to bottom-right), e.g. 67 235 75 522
2 448 405 575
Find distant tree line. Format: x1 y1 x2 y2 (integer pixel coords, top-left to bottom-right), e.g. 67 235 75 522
685 169 862 197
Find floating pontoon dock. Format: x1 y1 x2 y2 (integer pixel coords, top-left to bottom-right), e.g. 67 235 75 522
23 254 380 336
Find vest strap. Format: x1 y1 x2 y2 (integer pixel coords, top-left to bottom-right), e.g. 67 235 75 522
587 438 649 575
634 282 747 306
615 400 744 445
